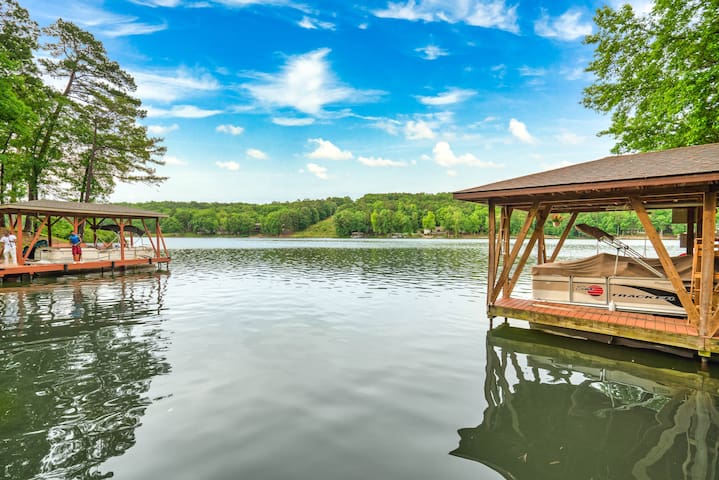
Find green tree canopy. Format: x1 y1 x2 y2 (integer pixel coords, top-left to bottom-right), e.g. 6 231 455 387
583 1 719 153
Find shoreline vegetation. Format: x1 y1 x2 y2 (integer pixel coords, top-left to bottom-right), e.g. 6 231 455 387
128 192 686 240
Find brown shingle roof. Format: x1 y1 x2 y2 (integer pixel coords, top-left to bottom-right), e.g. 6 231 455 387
454 143 719 201
0 200 167 218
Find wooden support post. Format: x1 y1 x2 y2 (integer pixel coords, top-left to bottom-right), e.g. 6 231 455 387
22 215 49 262
549 212 578 263
14 213 23 265
630 197 699 325
490 204 539 304
501 206 512 298
119 222 126 261
687 207 696 256
507 208 549 297
699 191 716 337
487 200 496 307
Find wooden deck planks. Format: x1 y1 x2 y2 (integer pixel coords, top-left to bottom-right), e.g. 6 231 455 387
489 297 719 354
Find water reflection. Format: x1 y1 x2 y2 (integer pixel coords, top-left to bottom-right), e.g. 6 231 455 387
451 325 719 480
0 274 170 479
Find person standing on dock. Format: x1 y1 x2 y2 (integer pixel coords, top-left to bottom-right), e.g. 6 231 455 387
69 231 82 263
1 229 17 265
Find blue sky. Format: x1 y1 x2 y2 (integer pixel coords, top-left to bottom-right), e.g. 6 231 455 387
21 0 652 203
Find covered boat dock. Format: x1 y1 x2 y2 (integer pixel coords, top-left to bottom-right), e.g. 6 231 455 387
454 143 719 358
0 200 170 281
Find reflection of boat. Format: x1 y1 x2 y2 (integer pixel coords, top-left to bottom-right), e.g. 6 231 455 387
450 324 719 479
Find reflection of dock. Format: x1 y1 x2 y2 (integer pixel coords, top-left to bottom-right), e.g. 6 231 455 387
450 324 719 479
0 273 170 478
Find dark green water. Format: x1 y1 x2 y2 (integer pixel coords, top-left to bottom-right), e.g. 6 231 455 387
1 238 717 479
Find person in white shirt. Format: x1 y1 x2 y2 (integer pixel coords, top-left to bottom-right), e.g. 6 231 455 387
1 229 17 265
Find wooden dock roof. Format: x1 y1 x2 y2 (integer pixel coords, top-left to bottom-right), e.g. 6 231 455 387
454 143 719 211
0 200 168 219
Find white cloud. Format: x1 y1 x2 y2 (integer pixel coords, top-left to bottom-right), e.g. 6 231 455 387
405 120 435 140
216 124 245 135
508 118 536 144
432 141 499 168
146 105 223 118
555 130 585 145
298 16 336 30
130 0 182 6
104 22 167 37
216 161 240 171
416 44 449 60
306 163 328 179
133 68 220 102
607 0 653 15
147 123 179 135
358 156 408 167
446 169 457 176
534 9 592 41
375 0 519 34
163 155 188 166
374 119 402 136
518 66 546 77
417 88 476 106
272 117 315 126
306 138 353 160
244 48 382 115
247 148 268 160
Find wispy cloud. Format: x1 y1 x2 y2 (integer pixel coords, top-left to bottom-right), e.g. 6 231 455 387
164 155 188 166
129 0 182 6
555 130 585 145
306 163 328 179
534 9 592 41
216 161 240 171
374 0 519 34
244 48 382 115
272 117 315 126
216 124 245 135
306 138 353 160
404 120 435 140
132 68 220 102
104 21 167 37
147 123 179 135
508 118 536 144
518 66 546 77
247 148 268 159
298 16 336 30
416 44 448 60
146 105 223 118
432 141 499 167
417 88 476 106
358 156 408 167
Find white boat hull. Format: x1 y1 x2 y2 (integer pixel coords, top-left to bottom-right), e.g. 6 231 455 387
532 274 686 317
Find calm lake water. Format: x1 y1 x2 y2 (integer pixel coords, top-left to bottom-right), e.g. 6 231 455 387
1 238 717 479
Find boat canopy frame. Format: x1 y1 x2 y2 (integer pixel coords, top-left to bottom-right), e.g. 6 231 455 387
454 143 719 354
0 200 169 272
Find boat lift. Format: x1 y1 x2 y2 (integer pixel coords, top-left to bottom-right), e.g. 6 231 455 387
575 223 665 278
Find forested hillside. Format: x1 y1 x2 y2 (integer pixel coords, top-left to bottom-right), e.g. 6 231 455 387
131 192 685 238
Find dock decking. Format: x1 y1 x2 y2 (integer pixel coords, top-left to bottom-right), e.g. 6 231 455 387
491 297 719 355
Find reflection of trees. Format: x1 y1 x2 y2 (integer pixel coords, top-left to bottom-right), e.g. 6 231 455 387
0 274 170 479
451 325 719 479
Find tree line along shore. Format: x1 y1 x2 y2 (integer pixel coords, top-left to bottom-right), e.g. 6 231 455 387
127 193 688 239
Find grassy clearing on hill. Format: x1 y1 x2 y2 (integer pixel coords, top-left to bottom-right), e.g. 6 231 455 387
292 217 337 238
